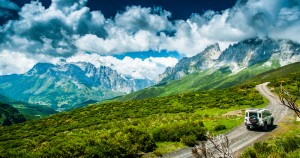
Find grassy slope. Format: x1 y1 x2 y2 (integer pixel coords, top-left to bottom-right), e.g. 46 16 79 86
0 94 56 120
240 63 300 157
241 122 300 158
1 62 299 157
0 84 265 157
0 103 26 126
117 63 277 101
250 62 300 83
12 103 57 120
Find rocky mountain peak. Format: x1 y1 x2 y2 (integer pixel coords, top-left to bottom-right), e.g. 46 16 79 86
0 61 154 111
159 38 300 82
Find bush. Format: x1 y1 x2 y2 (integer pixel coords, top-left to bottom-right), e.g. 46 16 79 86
180 135 197 147
214 125 226 131
241 135 300 158
152 121 206 142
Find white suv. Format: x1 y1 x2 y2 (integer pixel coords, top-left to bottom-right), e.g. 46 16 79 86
244 109 274 131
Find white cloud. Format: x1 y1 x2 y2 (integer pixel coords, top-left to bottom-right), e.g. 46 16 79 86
0 50 36 75
1 0 300 78
76 30 159 54
114 6 172 33
66 53 178 80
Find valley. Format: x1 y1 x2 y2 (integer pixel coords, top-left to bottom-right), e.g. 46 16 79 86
1 0 300 157
1 62 300 157
0 39 300 157
0 82 266 157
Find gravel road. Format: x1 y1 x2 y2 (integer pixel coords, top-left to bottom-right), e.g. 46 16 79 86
163 83 291 158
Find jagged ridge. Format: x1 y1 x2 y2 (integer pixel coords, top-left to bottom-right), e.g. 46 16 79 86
0 61 154 111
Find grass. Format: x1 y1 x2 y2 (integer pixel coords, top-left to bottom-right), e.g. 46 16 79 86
241 118 300 158
0 84 265 157
151 142 185 157
240 63 300 157
12 103 57 120
116 63 279 102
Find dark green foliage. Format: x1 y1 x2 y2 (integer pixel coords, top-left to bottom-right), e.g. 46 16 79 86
152 121 206 143
241 135 300 158
0 85 264 157
180 135 198 147
0 103 26 126
12 103 57 120
0 94 56 120
214 125 226 131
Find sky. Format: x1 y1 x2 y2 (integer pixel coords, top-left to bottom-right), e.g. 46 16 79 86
0 0 300 80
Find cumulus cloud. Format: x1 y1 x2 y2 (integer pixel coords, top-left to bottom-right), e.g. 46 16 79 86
66 53 178 80
0 50 60 75
1 0 300 79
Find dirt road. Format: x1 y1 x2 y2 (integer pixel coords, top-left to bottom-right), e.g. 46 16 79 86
163 83 291 158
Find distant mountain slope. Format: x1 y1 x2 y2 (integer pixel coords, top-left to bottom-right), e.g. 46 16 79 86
0 61 154 111
0 103 26 126
116 64 274 101
116 38 300 101
159 38 300 83
0 94 56 120
250 62 300 82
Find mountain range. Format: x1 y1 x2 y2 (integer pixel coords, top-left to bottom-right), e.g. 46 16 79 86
0 60 153 111
0 38 299 110
116 38 300 101
159 38 300 82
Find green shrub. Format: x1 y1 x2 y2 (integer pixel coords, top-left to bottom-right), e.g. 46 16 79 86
214 125 226 131
180 135 197 147
152 121 206 142
241 134 300 158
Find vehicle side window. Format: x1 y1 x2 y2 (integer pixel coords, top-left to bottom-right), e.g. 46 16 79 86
262 112 266 118
259 113 262 118
246 112 248 117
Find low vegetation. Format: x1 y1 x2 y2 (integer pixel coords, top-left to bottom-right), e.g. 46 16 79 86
0 103 26 126
241 62 300 158
0 83 265 157
241 122 300 158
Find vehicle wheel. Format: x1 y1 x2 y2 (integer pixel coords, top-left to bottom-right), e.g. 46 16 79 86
263 122 268 131
270 119 274 126
247 126 250 130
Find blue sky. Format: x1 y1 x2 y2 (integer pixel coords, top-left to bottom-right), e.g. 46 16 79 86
0 0 299 80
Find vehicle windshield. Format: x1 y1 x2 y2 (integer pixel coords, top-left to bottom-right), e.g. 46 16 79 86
249 112 257 117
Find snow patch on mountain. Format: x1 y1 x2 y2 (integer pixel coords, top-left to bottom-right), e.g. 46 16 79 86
159 38 300 82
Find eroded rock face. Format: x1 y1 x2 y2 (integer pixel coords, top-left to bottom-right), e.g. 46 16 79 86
159 38 300 82
0 62 154 111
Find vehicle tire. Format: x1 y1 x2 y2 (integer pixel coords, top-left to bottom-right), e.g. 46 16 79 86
263 122 268 131
270 119 274 126
247 126 251 130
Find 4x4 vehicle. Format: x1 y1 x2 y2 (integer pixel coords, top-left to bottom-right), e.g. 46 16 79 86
244 109 274 131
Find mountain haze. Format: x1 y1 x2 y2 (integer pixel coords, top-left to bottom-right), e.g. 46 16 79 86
0 61 154 111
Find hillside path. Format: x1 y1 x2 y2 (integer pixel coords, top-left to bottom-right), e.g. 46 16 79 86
163 82 291 158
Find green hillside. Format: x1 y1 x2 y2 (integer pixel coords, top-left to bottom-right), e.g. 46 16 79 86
0 83 265 157
0 103 26 126
0 94 56 120
241 63 300 158
0 94 12 103
12 103 57 120
117 63 277 101
250 62 300 84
